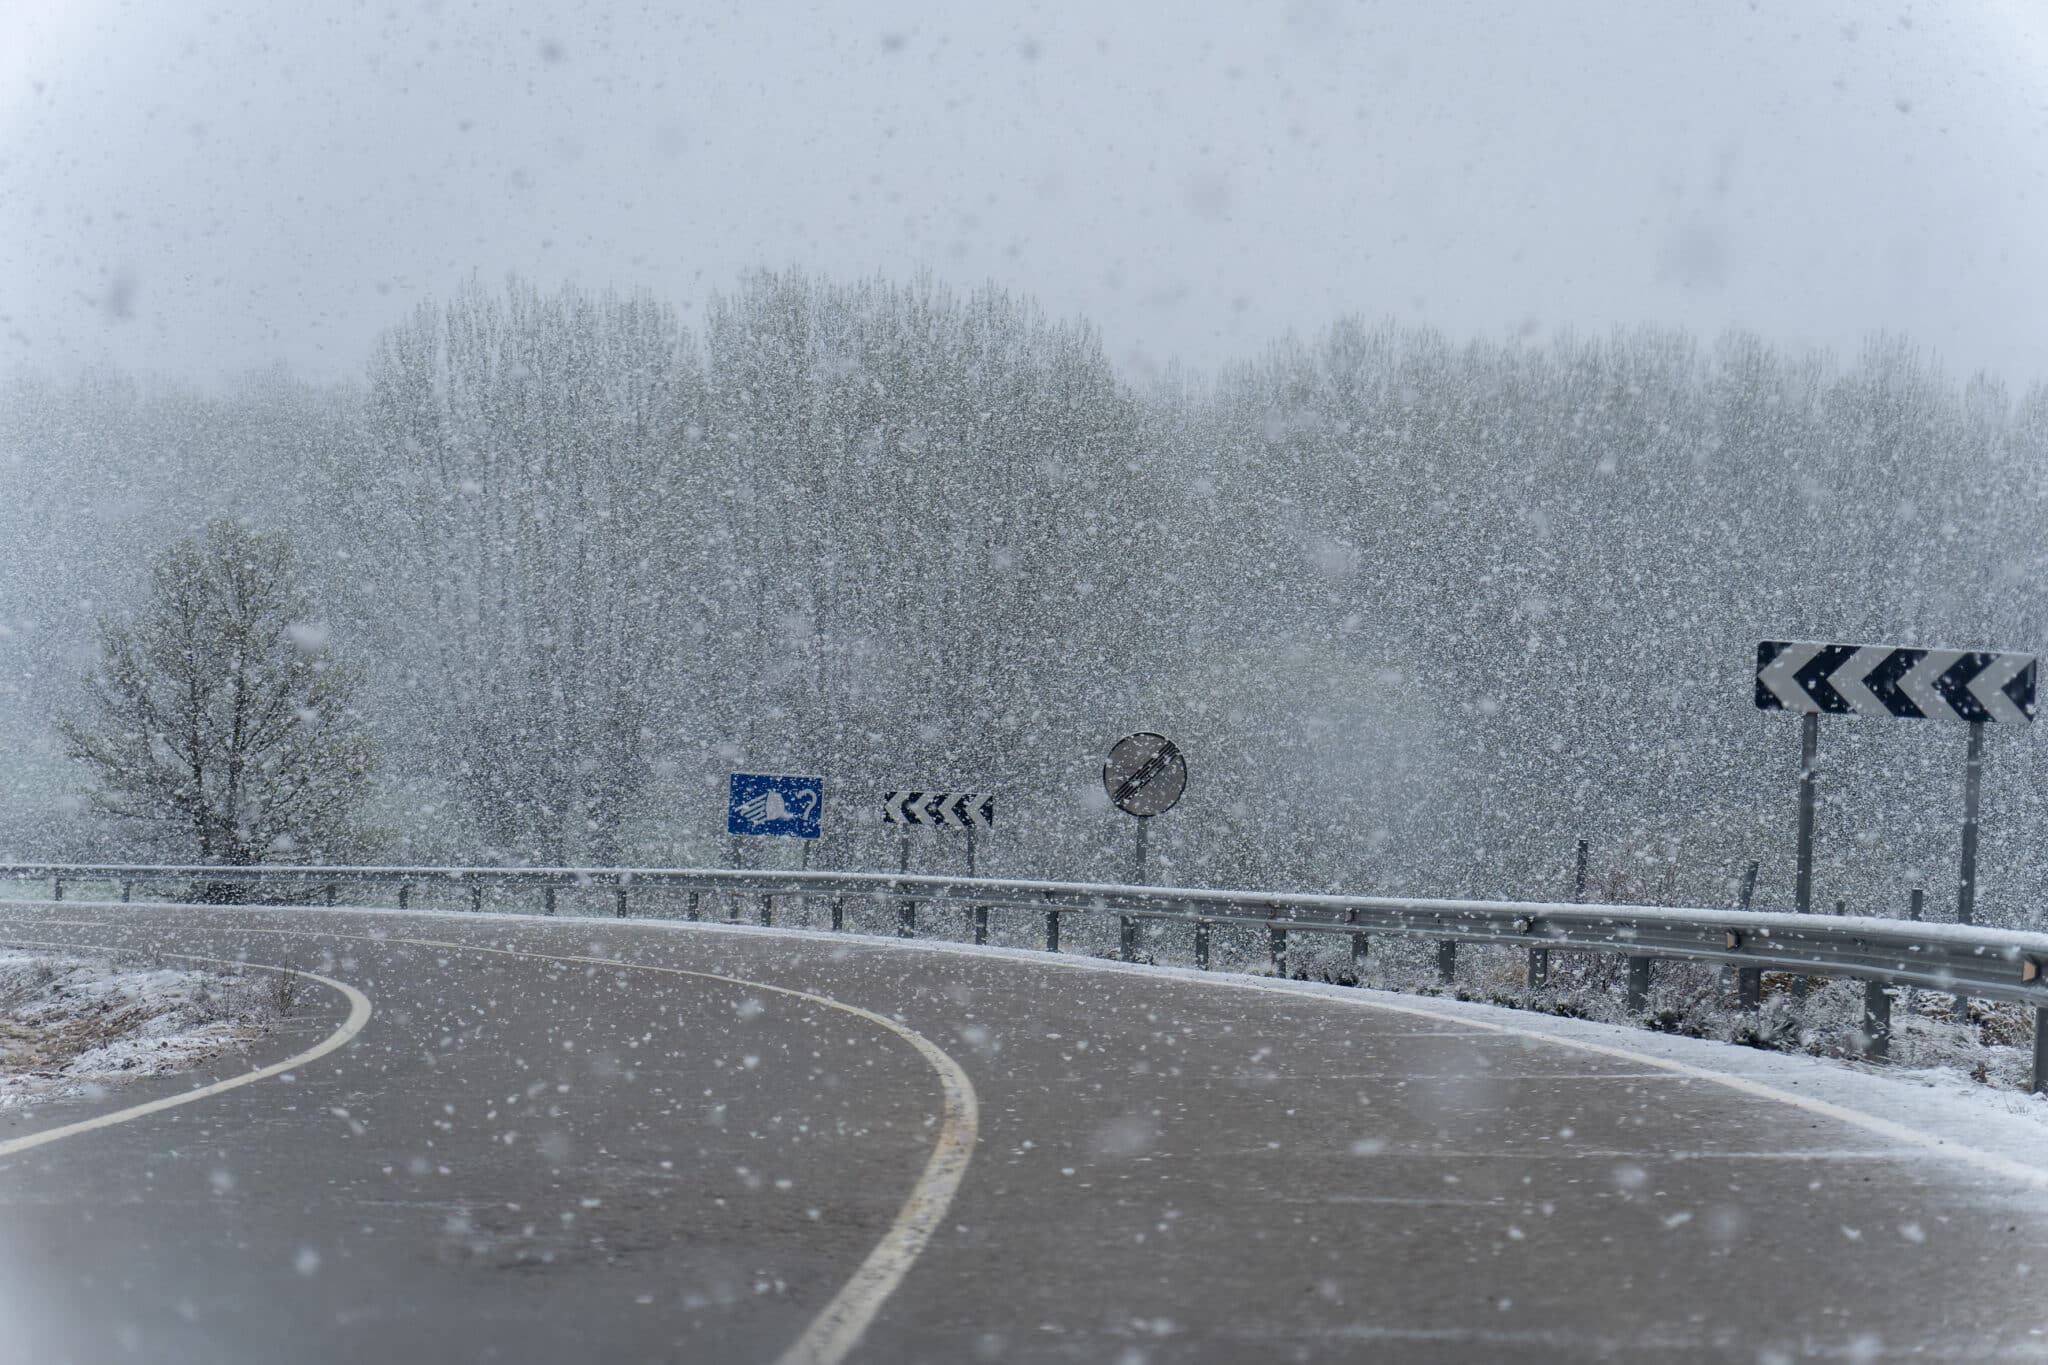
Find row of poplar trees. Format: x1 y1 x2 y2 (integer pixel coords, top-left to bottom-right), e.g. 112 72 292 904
10 271 2048 921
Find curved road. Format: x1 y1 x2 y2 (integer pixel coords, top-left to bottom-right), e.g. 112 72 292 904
1 900 2042 1362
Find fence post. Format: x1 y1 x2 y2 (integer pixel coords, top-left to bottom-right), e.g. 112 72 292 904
973 905 989 946
1859 981 1892 1060
1626 957 1652 1011
1436 940 1457 985
1194 918 1211 970
1044 910 1060 953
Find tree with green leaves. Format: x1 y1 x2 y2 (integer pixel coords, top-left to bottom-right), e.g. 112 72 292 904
60 519 375 866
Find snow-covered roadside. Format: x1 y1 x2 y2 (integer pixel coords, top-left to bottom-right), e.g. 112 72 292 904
0 950 293 1111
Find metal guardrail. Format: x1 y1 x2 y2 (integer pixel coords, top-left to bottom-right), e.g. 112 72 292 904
4 861 2045 1092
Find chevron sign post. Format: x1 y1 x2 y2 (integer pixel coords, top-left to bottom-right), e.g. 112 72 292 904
881 791 996 832
882 790 996 886
1755 642 2036 723
1754 640 2036 926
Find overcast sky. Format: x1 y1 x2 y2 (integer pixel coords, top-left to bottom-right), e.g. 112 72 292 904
4 0 2047 389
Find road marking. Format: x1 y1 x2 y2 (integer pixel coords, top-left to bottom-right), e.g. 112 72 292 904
0 941 372 1161
0 914 979 1365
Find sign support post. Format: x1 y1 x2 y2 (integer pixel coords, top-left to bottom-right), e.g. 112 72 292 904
1795 712 1818 915
1958 720 1985 927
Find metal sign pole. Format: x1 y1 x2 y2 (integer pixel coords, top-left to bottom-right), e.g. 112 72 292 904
1795 712 1818 914
1133 818 1148 886
1957 719 1985 926
966 823 977 879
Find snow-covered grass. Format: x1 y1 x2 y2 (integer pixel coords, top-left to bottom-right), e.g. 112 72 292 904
0 950 296 1110
1250 933 2042 1095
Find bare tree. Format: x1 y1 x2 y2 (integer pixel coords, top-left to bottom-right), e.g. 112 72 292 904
60 519 375 865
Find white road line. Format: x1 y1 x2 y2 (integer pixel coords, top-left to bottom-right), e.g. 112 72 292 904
0 940 372 1161
1 914 979 1365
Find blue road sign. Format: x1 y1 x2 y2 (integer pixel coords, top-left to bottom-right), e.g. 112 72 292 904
727 773 824 839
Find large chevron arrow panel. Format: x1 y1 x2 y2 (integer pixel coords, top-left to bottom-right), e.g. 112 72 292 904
1755 641 2036 723
881 790 996 830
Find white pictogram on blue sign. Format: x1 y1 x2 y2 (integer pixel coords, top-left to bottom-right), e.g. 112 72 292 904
728 773 823 839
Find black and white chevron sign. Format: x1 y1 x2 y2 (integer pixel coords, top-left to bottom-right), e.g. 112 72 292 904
1755 641 2036 724
881 791 996 831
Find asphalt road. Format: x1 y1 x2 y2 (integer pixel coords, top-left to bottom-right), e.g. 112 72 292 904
1 899 2042 1363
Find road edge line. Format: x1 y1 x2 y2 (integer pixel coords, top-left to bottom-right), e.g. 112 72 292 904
0 941 372 1161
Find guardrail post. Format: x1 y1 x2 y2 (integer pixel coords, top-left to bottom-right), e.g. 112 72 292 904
898 900 915 938
1736 967 1762 1011
470 880 483 913
829 897 843 932
1626 957 1653 1011
973 905 988 945
325 883 337 908
52 878 63 902
1859 981 1891 1060
1194 919 1211 970
760 894 773 927
397 883 411 909
1526 948 1549 989
1435 940 1457 985
615 886 627 919
543 886 556 916
2033 1009 2046 1096
686 891 700 921
1269 924 1288 976
1348 908 1367 972
1044 910 1060 953
1119 916 1136 961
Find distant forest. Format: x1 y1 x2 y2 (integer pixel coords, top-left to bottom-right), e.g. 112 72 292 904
5 271 2045 926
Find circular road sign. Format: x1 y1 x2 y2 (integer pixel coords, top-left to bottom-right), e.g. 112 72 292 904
1103 733 1188 818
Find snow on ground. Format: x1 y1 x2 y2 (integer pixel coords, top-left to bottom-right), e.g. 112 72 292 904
0 950 290 1110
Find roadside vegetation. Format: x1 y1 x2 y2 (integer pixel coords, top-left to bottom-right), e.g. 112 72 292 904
0 950 300 1109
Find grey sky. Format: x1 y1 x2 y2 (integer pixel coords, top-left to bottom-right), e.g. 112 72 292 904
4 0 2046 388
